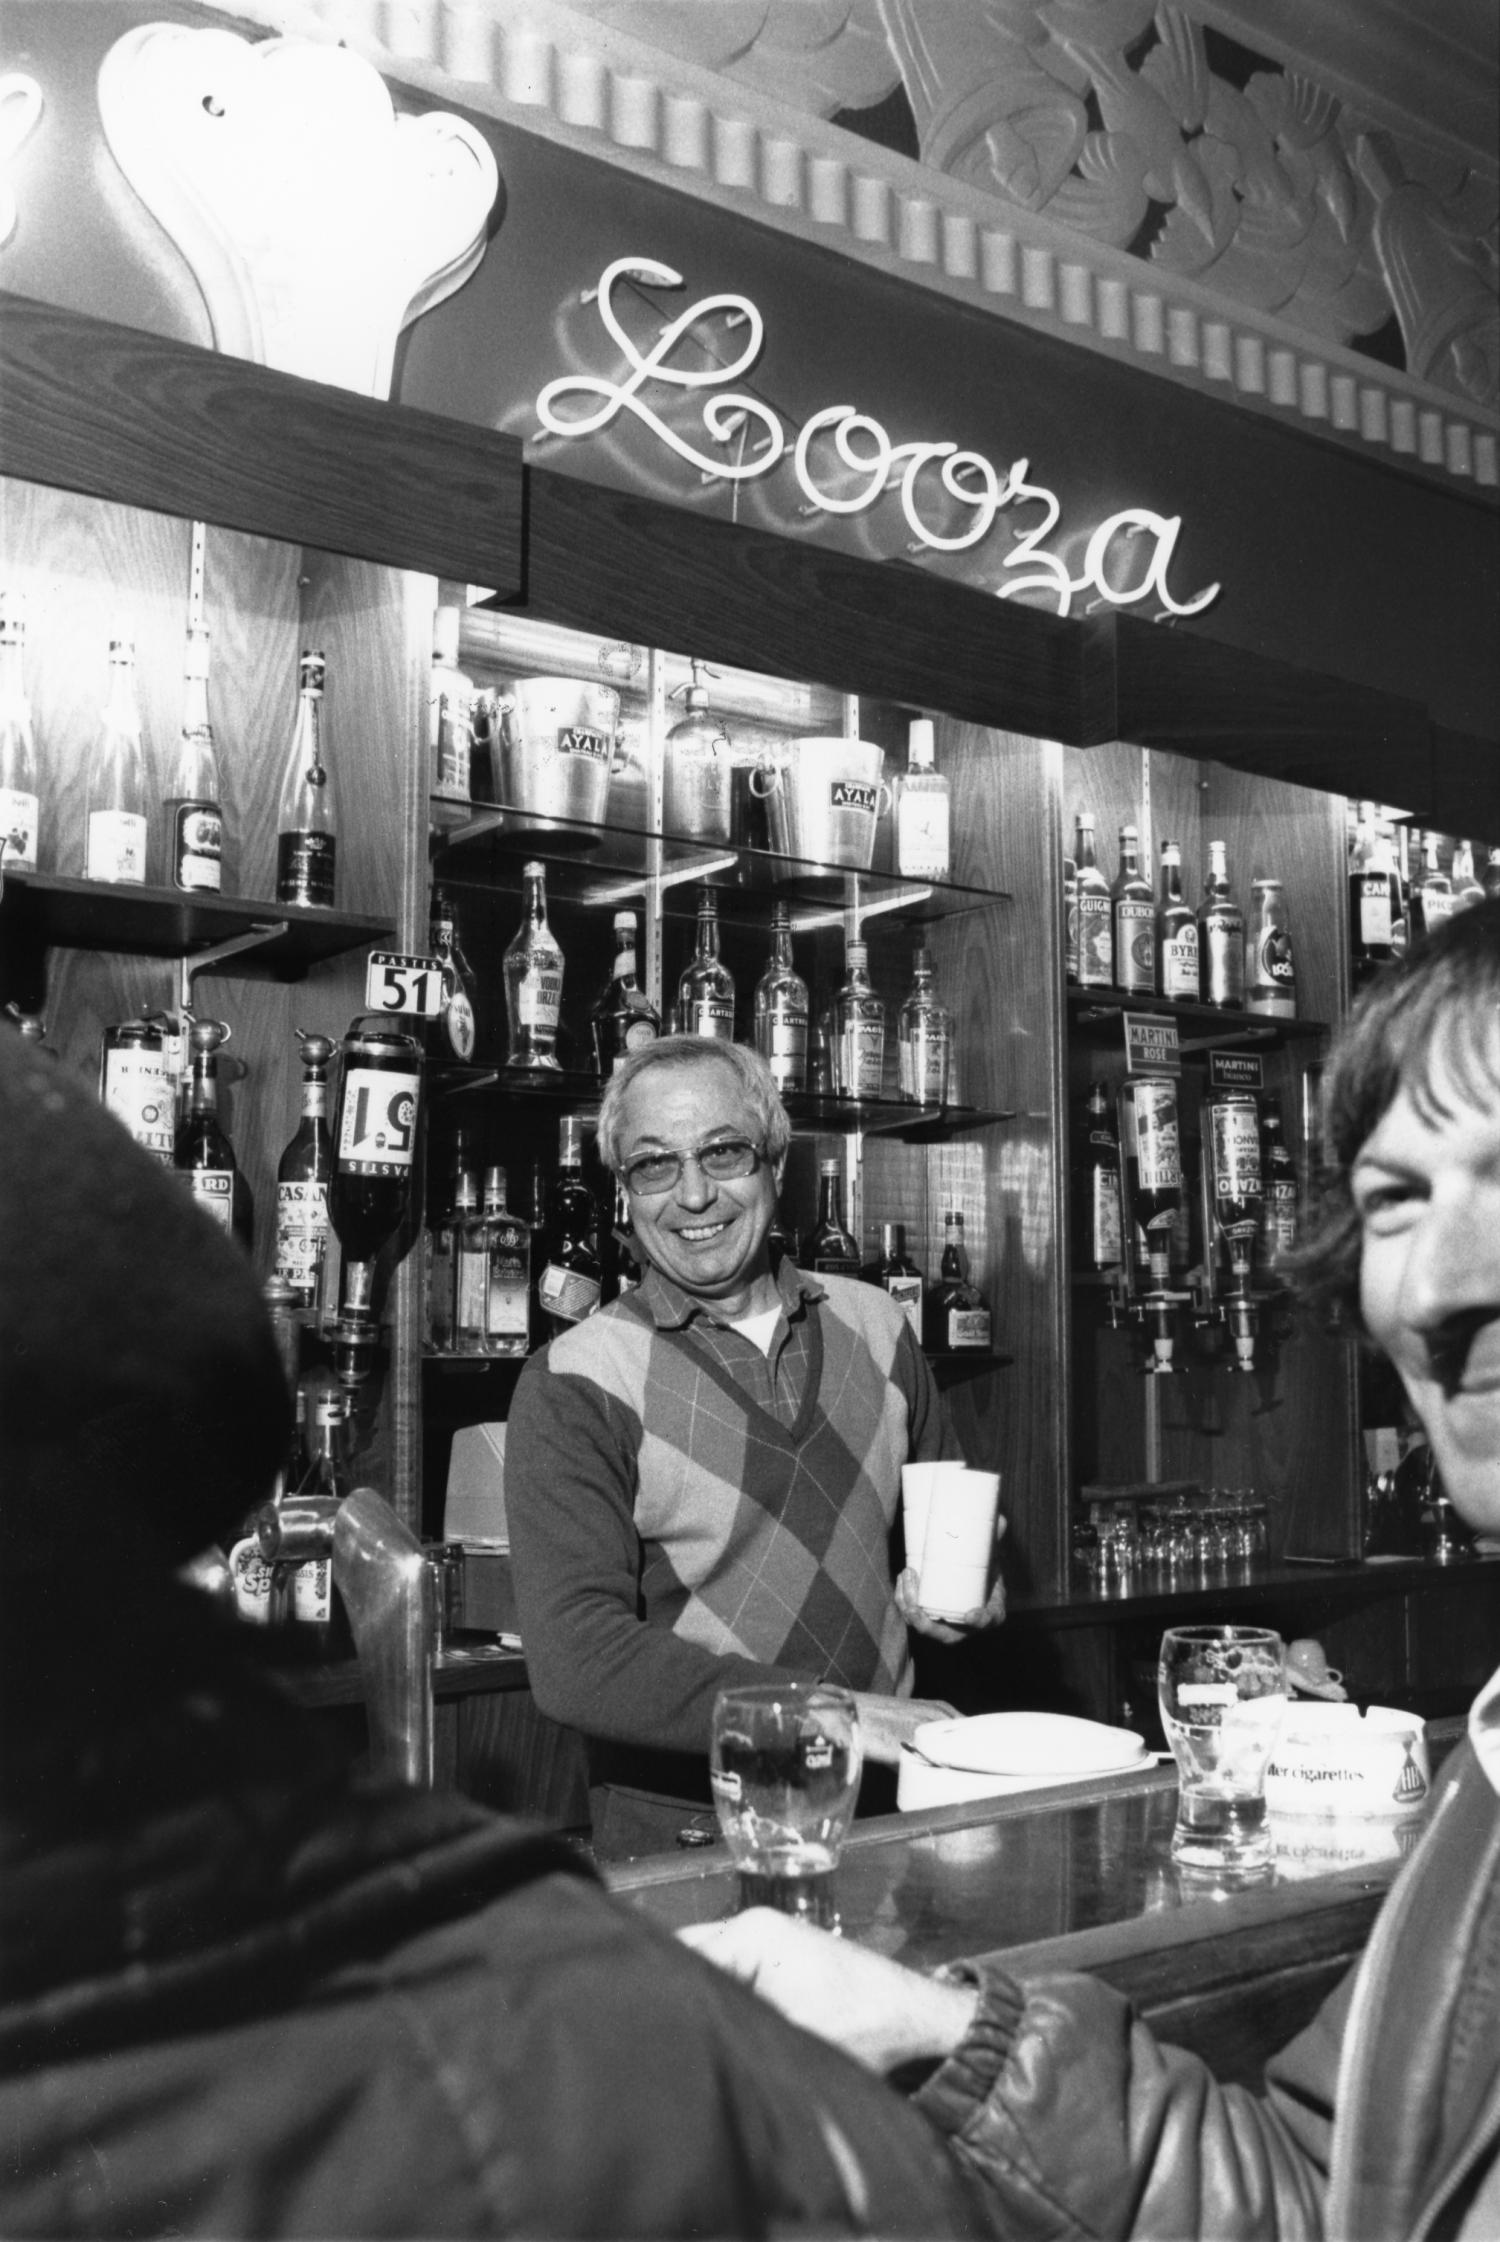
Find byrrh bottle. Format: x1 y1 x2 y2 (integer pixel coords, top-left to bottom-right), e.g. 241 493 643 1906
536 1114 602 1337
1073 811 1112 988
678 886 735 1038
165 623 224 893
1075 1081 1123 1274
897 945 951 1104
924 1211 992 1353
895 718 950 880
592 909 660 1077
1155 840 1198 1002
503 860 565 1071
274 1029 334 1313
1110 823 1155 994
802 1158 860 1277
174 1017 249 1245
0 591 40 875
868 1221 922 1337
85 632 148 884
753 901 809 1093
276 651 337 908
1197 839 1245 1008
428 885 481 1062
833 938 885 1100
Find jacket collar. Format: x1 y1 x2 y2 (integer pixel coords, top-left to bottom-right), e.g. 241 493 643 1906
636 1253 824 1331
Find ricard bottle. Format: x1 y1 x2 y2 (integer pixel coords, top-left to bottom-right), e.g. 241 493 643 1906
174 1016 248 1245
752 901 809 1092
678 887 736 1038
802 1159 860 1277
1155 840 1198 1002
503 860 565 1071
0 591 40 875
1073 812 1112 988
591 909 660 1077
897 945 951 1104
275 652 337 908
85 632 148 885
164 623 224 893
1197 840 1245 1009
1110 823 1155 994
1246 877 1296 1018
274 1030 335 1313
833 938 886 1100
894 718 950 880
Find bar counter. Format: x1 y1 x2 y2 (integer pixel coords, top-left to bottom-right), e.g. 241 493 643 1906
608 1722 1461 2086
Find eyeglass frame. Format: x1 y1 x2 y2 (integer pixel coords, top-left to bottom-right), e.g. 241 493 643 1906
620 1134 767 1199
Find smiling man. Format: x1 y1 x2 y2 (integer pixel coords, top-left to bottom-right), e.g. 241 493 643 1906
505 1036 1003 1859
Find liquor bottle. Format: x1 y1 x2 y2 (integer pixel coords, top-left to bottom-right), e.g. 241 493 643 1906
1117 1077 1182 1290
0 590 39 875
451 1169 488 1356
924 1211 992 1353
164 622 224 893
1073 812 1112 988
1484 847 1500 901
894 717 950 879
1203 1086 1263 1293
276 651 337 908
273 1029 335 1313
807 1012 833 1097
424 1137 470 1352
1257 1094 1299 1277
601 1176 640 1302
768 1199 798 1267
328 1019 424 1381
1451 840 1485 911
536 1115 603 1337
482 1166 531 1357
591 909 660 1076
867 1220 922 1337
1062 850 1079 983
84 632 148 885
174 1016 249 1245
428 885 481 1062
678 887 736 1039
752 901 809 1093
1246 876 1297 1018
1197 839 1245 1009
897 945 951 1104
802 1158 860 1277
1075 1081 1123 1274
833 938 885 1100
1408 831 1454 942
1155 840 1198 1002
664 661 732 843
1349 800 1401 984
503 860 565 1071
1110 823 1155 994
276 1377 354 1660
429 603 473 807
99 1013 174 1164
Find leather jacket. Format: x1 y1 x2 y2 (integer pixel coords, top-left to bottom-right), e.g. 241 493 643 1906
914 1736 1500 2239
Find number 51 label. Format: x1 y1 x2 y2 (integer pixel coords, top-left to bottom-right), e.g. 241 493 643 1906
366 951 443 1017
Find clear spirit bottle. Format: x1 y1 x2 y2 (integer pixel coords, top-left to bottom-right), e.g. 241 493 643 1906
677 886 735 1038
1408 830 1454 940
503 860 565 1071
897 945 951 1104
592 909 660 1076
752 901 809 1092
894 717 950 879
1451 839 1484 910
833 937 885 1100
275 651 337 908
0 590 39 875
664 661 732 842
164 622 224 893
85 632 148 885
451 1169 488 1356
482 1166 531 1358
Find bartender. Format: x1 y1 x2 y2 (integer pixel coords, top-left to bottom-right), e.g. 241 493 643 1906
505 1036 1005 1858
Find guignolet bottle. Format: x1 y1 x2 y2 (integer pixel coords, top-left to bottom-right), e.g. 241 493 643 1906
165 622 225 894
85 631 148 885
0 590 40 875
276 651 337 908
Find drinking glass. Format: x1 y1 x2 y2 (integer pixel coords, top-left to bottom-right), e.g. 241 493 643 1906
1158 1625 1287 1869
710 1682 863 1930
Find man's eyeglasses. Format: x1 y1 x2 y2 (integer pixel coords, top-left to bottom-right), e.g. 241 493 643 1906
621 1137 764 1198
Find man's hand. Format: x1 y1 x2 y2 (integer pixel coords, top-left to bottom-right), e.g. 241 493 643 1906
851 1690 960 1761
680 1909 979 2074
895 1564 1007 1645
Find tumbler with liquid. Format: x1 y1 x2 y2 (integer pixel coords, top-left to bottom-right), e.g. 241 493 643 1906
710 1682 862 1930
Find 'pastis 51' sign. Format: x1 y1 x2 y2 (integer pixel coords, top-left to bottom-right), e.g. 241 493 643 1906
535 258 1220 622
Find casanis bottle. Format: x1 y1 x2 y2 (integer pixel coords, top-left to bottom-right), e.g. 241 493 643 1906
1117 1078 1182 1291
802 1158 860 1277
1155 840 1198 1002
165 623 224 893
752 901 809 1093
1073 812 1112 988
1197 840 1245 1009
276 651 337 908
503 860 565 1071
678 887 736 1038
85 632 148 885
0 591 40 875
274 1029 335 1313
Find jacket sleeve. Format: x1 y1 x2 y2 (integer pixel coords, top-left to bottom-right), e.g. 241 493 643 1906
504 1351 814 1753
912 1959 1339 2240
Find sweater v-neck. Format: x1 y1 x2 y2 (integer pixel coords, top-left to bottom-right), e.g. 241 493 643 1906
663 1297 826 1450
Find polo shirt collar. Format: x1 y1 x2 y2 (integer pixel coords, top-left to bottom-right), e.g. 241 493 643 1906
637 1253 825 1331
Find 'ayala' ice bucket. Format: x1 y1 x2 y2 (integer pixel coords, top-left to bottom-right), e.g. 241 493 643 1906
752 736 890 870
495 676 619 837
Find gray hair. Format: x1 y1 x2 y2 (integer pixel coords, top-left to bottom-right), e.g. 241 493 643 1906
596 1036 793 1174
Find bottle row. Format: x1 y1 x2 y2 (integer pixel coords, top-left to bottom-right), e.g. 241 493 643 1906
1346 802 1500 988
1065 815 1296 1014
424 1118 993 1362
433 869 955 1104
0 596 340 907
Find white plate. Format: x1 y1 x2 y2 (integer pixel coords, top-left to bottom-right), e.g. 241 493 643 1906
912 1710 1149 1778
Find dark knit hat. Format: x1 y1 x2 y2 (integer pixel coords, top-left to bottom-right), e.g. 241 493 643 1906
0 1031 289 1602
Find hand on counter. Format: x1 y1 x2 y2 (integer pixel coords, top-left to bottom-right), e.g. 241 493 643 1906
850 1690 961 1762
680 1909 979 2076
895 1561 1007 1645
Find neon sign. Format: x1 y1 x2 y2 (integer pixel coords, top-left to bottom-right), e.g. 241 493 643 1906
535 258 1220 621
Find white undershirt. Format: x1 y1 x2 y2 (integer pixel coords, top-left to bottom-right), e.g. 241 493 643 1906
728 1305 783 1356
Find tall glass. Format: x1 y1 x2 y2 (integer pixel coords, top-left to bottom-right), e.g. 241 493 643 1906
1159 1625 1287 1869
710 1683 862 1931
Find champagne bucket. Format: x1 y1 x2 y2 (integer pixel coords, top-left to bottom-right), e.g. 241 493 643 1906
495 676 619 836
752 737 890 870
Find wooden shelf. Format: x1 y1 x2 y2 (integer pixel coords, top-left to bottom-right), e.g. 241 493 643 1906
0 869 390 974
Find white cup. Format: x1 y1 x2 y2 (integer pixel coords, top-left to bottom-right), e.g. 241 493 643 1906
916 1467 1002 1618
900 1461 946 1578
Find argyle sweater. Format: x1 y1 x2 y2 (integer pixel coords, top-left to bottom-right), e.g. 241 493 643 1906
504 1261 958 1799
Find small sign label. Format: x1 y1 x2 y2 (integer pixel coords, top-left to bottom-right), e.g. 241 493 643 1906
1209 1049 1264 1091
831 780 878 813
367 952 444 1017
1123 1013 1181 1077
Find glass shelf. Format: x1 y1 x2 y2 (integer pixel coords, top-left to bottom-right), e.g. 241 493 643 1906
1066 986 1328 1053
0 869 391 973
430 795 1009 930
430 1064 1013 1142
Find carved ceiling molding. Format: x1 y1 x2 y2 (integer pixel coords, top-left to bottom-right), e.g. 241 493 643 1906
217 0 1498 491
